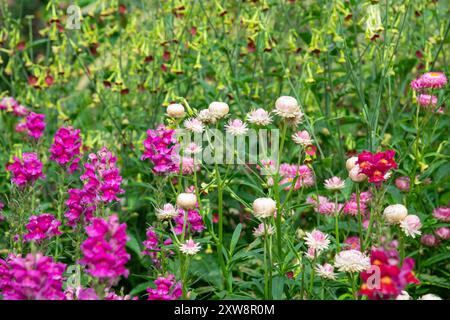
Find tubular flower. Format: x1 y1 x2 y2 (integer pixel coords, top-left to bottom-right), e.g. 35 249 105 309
356 150 397 185
6 152 45 187
49 127 82 173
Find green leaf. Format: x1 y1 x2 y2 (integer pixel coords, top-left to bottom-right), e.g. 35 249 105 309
272 276 285 300
229 223 243 255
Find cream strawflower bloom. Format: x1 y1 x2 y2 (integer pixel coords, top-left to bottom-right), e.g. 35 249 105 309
292 130 312 146
208 101 229 118
396 291 411 300
334 249 371 273
247 108 272 126
418 293 442 300
180 239 201 255
225 119 249 136
184 118 204 133
303 229 330 252
253 223 275 237
197 109 216 124
252 197 277 219
383 204 408 225
324 176 345 190
346 157 358 171
400 215 422 238
155 203 178 220
176 193 197 210
349 166 367 182
315 263 336 280
274 96 303 119
166 103 185 118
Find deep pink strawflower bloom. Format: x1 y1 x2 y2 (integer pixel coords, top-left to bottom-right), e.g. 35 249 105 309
49 127 82 173
23 112 46 140
420 234 440 247
395 176 410 192
435 227 450 240
410 72 447 90
0 253 66 300
141 125 180 174
147 274 182 300
79 214 130 282
343 200 367 216
433 206 450 222
307 196 342 216
24 214 62 242
6 152 45 187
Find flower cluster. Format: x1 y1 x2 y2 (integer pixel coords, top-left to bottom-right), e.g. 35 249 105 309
141 124 179 174
24 214 62 242
360 248 419 300
22 112 46 140
142 226 173 266
49 127 82 173
279 163 315 190
0 97 29 116
147 274 182 300
307 195 342 216
79 215 130 282
0 253 66 300
173 209 205 235
6 152 45 187
356 150 397 185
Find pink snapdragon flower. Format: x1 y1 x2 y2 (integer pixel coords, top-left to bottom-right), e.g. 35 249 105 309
79 214 130 281
49 127 82 173
141 125 179 174
0 253 66 300
173 209 205 235
6 152 45 187
23 112 46 140
142 226 173 266
147 274 182 300
24 214 62 242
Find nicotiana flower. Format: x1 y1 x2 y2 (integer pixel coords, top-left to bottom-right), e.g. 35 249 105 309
303 229 330 252
147 274 182 300
79 214 130 282
292 130 312 146
252 197 277 219
0 253 66 300
184 118 204 133
383 204 408 225
180 239 201 255
155 203 178 220
433 206 450 222
247 108 272 126
253 223 275 237
324 176 345 190
24 214 62 242
334 249 371 273
49 127 82 173
400 215 422 238
315 263 336 280
225 119 249 136
6 152 45 187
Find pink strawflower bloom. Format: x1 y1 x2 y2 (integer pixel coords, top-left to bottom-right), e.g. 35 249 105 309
0 97 29 116
49 127 82 173
79 214 130 282
24 214 62 242
395 176 410 192
410 72 447 90
23 112 45 140
173 209 205 235
225 119 249 136
420 234 440 247
142 125 179 174
344 236 361 251
0 253 66 300
435 227 450 240
247 108 272 126
416 94 438 107
147 274 182 300
303 229 330 252
183 118 204 133
180 239 201 255
433 206 450 222
350 191 372 204
181 156 200 175
292 130 312 146
400 215 422 238
279 163 315 190
324 176 345 190
6 152 45 187
307 195 342 216
315 263 336 280
343 200 367 216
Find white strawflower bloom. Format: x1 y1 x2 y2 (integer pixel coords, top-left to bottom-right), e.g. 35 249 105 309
324 176 345 190
184 118 204 133
315 263 336 280
180 239 201 255
418 294 442 300
208 101 229 118
292 130 312 146
346 157 358 171
224 119 249 136
253 223 275 237
400 215 422 238
334 249 371 273
166 103 185 118
176 193 197 210
155 203 178 220
252 197 277 219
285 112 304 127
184 142 202 155
349 166 367 182
396 291 411 300
197 109 217 124
274 96 302 118
303 229 330 252
247 108 272 126
383 204 408 225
